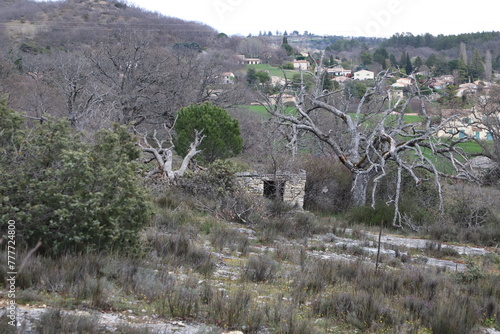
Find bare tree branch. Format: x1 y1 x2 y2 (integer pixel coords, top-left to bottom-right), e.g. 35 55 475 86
261 56 478 226
135 125 205 181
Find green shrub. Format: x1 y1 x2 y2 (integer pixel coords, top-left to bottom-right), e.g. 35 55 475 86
347 202 395 227
0 111 151 255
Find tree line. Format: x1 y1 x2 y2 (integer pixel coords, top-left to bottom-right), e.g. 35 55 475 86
384 31 500 50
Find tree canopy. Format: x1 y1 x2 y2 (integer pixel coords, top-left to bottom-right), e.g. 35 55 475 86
174 102 243 163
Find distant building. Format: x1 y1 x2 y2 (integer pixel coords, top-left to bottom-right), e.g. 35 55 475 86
354 70 374 80
293 60 310 70
269 93 296 105
392 77 413 87
456 83 478 97
236 54 261 65
327 65 351 77
221 72 235 84
245 58 261 65
429 79 447 90
437 108 495 141
389 89 404 100
438 75 455 84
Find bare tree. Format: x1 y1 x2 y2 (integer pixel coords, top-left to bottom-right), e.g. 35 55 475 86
135 124 205 181
86 32 185 126
46 52 109 129
262 59 475 226
459 42 468 65
2 66 61 123
484 50 493 82
472 85 500 168
85 32 246 128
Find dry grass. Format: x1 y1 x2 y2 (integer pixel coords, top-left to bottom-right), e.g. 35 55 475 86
3 183 500 334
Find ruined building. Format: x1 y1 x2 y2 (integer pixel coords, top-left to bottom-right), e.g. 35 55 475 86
235 171 307 209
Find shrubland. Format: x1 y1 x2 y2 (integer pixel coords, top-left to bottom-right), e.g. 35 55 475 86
1 122 499 332
0 1 499 333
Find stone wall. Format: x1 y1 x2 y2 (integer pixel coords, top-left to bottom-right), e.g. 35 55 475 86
235 171 307 209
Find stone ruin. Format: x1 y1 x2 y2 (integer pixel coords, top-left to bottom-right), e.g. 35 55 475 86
235 171 307 209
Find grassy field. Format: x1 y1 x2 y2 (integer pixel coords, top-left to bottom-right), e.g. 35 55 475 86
237 104 297 118
457 140 486 154
245 104 269 116
403 114 423 123
247 63 300 79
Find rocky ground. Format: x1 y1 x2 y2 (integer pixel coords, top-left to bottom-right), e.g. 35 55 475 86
2 226 499 333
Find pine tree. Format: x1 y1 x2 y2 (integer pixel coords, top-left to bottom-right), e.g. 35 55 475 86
174 103 243 163
469 49 485 81
405 53 413 74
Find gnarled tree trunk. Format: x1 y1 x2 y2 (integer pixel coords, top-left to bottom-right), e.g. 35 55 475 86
351 170 375 207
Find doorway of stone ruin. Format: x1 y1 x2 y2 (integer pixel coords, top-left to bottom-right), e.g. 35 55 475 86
263 180 285 200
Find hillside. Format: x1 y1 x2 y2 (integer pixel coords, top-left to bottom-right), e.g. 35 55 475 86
0 0 218 51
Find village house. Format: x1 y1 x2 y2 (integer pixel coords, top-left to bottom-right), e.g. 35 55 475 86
389 89 404 100
429 79 447 90
245 58 261 65
436 108 495 141
391 77 413 88
326 65 351 77
221 72 235 84
456 83 479 97
354 69 374 80
438 75 455 85
269 93 296 105
293 60 310 70
236 54 261 65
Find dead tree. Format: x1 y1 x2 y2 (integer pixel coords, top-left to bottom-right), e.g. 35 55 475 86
136 124 204 181
262 58 476 227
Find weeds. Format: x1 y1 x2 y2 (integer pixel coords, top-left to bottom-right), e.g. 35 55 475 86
36 309 100 334
424 241 460 258
145 230 215 276
209 224 250 255
6 177 500 334
242 254 279 283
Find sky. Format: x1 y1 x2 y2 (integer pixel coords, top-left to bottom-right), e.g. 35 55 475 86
124 0 499 38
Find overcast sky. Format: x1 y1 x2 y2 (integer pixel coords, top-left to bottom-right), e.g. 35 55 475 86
124 0 498 37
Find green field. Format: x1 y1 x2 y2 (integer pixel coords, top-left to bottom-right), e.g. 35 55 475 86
247 64 299 79
403 114 423 123
235 105 299 121
456 141 486 154
245 104 269 116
